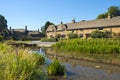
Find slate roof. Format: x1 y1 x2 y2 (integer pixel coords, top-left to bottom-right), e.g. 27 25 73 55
46 16 120 32
46 25 55 32
12 29 26 32
57 24 67 31
28 30 39 35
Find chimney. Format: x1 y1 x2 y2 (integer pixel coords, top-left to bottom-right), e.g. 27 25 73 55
38 29 40 34
108 13 111 19
25 26 27 30
72 19 75 23
38 29 39 32
60 21 63 24
9 26 11 30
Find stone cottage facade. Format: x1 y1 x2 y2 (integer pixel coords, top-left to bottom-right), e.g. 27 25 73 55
46 16 120 39
9 26 43 40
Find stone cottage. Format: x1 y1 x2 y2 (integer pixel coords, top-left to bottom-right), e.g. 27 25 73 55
46 15 120 39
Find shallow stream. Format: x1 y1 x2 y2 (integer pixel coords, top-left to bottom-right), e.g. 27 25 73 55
33 48 120 80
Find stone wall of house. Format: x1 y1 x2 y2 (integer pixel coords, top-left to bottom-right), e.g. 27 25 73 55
46 26 120 39
112 27 120 33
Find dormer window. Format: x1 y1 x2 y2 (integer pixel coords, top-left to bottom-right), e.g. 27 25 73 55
52 27 56 31
72 30 74 33
80 29 83 31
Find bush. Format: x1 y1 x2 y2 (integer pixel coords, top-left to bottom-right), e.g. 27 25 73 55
0 36 4 41
47 60 65 76
41 38 57 42
0 43 45 80
91 30 111 38
67 33 78 39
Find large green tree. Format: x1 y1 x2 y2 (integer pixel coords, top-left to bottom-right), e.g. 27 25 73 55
41 21 54 33
0 14 9 40
96 6 120 19
108 6 120 17
0 14 7 32
96 13 108 19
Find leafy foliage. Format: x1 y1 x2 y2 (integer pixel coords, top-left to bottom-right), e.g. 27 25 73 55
41 21 54 34
91 30 111 38
0 15 7 32
96 13 108 19
67 33 78 39
108 6 120 17
0 44 46 80
96 6 120 19
0 36 3 41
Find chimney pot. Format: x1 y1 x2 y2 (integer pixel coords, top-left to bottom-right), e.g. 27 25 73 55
108 13 111 19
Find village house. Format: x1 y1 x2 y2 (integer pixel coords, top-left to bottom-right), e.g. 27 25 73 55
9 26 43 40
46 15 120 39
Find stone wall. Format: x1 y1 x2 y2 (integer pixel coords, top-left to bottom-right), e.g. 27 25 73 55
46 26 120 39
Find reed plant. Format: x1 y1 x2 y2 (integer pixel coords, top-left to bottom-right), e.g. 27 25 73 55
0 43 45 80
47 60 65 76
52 38 120 54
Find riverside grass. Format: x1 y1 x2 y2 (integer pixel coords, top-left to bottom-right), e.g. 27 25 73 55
52 39 120 60
53 38 120 54
0 43 45 80
47 60 65 76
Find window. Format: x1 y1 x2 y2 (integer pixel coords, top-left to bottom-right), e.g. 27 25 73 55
80 29 83 31
61 35 66 38
85 34 91 38
80 34 83 38
72 30 74 33
50 35 53 38
98 27 103 30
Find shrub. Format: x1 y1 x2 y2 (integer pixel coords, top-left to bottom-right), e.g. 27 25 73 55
91 30 111 38
41 38 57 42
47 60 65 76
67 33 78 39
0 36 4 41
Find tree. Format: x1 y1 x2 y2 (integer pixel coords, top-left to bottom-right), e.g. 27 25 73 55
96 6 120 19
41 21 54 33
108 6 120 17
0 14 7 32
96 13 108 19
1 29 9 39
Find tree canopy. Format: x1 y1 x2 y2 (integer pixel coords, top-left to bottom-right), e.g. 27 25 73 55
0 14 7 32
41 21 54 33
96 6 120 19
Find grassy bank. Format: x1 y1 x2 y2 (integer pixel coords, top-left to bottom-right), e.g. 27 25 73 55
0 43 45 80
53 39 120 54
52 39 120 61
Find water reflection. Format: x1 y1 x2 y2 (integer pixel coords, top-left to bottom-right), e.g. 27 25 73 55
33 48 120 80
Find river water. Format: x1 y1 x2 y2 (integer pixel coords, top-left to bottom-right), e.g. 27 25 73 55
33 48 120 80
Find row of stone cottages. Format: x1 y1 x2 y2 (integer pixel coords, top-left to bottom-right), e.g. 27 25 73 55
8 26 43 40
46 15 120 39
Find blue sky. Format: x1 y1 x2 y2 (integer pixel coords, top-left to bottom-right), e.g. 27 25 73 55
0 0 120 30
